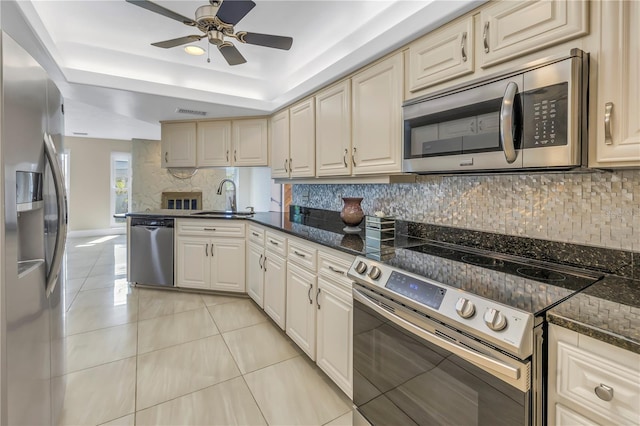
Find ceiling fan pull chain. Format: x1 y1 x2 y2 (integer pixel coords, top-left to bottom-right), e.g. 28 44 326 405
207 43 211 63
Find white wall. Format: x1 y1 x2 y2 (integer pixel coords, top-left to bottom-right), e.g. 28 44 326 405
65 136 132 232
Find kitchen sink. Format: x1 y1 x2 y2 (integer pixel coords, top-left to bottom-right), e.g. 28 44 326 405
190 210 254 218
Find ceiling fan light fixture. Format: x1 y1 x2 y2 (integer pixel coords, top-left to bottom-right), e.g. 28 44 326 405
184 45 205 55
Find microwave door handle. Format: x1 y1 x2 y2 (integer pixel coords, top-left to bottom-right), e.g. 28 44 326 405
43 133 68 298
500 82 518 164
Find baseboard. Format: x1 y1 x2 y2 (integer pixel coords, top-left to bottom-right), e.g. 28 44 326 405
67 227 126 238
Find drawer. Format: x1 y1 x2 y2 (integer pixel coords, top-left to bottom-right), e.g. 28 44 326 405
555 404 599 426
557 341 640 425
265 231 287 257
247 225 265 246
177 219 245 238
318 250 354 292
288 239 317 271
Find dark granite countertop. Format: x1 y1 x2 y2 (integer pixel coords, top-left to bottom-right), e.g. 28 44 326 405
128 208 640 353
547 275 640 354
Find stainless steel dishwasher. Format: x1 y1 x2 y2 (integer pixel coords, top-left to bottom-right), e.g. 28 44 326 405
129 216 174 287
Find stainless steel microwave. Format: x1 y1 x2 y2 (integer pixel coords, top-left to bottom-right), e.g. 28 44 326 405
402 49 589 173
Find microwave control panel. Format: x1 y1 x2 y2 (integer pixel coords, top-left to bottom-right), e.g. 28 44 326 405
522 82 568 148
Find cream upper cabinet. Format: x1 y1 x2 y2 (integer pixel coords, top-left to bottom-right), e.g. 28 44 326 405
316 80 352 177
407 16 474 94
232 118 268 166
289 98 316 177
196 120 232 167
479 0 589 69
161 122 197 168
351 53 403 175
270 109 290 178
592 0 640 167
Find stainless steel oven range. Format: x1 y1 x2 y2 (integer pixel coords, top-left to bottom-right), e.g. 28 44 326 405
348 243 602 426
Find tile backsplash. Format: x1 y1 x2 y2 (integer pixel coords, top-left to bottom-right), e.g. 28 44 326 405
292 170 639 252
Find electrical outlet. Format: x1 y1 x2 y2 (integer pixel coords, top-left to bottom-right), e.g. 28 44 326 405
301 189 310 203
337 192 342 204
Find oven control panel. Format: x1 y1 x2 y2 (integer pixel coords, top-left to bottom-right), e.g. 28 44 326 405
348 256 535 358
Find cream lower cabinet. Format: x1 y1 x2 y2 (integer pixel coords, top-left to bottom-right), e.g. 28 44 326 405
263 231 287 329
246 241 265 307
175 219 245 292
286 262 317 359
548 324 640 426
592 0 640 167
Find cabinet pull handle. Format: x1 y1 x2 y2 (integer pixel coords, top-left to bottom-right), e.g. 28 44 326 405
604 102 614 145
293 250 306 258
234 149 237 162
252 232 260 237
483 21 490 53
289 157 293 171
263 256 267 272
284 159 288 173
352 147 357 166
204 228 217 231
328 266 345 276
594 384 614 402
259 254 263 270
226 150 229 161
307 284 313 304
316 287 321 309
461 31 467 62
164 152 168 163
343 149 348 168
205 243 208 257
269 239 279 246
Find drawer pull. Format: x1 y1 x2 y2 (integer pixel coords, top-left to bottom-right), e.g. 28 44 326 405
269 239 279 246
252 232 260 237
594 384 614 402
328 266 345 275
293 250 306 258
204 228 217 231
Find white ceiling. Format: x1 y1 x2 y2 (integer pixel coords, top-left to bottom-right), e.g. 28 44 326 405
18 0 482 140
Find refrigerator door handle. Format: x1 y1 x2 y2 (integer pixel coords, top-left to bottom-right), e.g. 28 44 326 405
43 133 68 297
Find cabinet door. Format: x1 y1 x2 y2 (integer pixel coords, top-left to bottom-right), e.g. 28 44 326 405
316 80 352 177
289 98 316 177
197 121 231 167
246 242 265 308
264 254 287 330
316 276 353 398
210 238 245 293
479 0 588 68
161 122 197 168
175 237 209 289
408 17 474 94
270 110 290 178
286 263 317 360
232 118 268 166
593 0 640 167
352 53 403 175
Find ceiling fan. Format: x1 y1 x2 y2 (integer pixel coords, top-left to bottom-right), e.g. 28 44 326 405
126 0 293 65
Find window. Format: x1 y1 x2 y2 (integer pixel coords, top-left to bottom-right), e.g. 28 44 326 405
111 152 131 226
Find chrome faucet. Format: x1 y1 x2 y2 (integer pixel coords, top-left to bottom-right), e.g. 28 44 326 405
216 178 237 212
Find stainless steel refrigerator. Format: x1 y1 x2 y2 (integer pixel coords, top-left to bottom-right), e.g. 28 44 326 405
1 31 68 425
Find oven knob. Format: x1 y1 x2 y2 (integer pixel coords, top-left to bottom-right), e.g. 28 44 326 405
368 266 382 280
484 308 507 331
455 298 476 319
355 261 368 275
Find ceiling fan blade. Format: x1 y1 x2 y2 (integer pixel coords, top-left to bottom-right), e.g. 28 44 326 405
240 32 293 50
218 43 247 66
151 35 204 48
126 0 196 26
215 0 256 25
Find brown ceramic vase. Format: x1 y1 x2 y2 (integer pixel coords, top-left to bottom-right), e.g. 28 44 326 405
340 197 364 227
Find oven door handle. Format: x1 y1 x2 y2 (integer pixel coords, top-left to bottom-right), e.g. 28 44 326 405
353 288 521 380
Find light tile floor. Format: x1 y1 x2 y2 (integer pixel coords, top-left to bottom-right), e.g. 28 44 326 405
58 235 352 426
